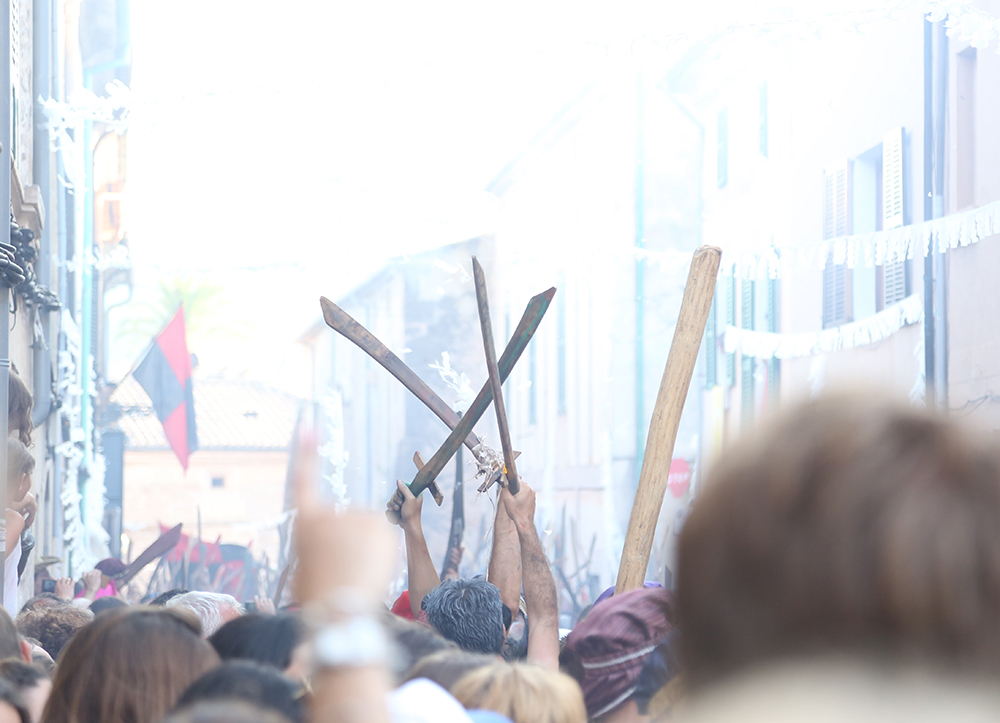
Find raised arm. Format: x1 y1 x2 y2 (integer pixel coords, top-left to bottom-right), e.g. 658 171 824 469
387 480 440 616
501 482 560 670
487 493 522 619
296 433 396 723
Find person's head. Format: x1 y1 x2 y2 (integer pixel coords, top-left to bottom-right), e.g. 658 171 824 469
379 613 455 683
0 660 50 723
208 614 303 677
88 597 127 617
6 439 33 505
0 678 29 723
19 642 52 676
167 592 245 637
677 392 1000 689
403 649 495 692
15 605 92 660
0 608 24 663
93 559 126 579
559 588 676 720
8 372 32 448
151 589 189 606
18 596 62 617
42 606 220 723
163 701 290 723
451 661 586 723
175 661 303 723
422 579 505 655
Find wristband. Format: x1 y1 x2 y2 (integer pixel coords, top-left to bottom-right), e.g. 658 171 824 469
312 615 390 670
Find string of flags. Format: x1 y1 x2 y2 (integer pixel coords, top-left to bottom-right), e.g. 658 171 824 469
723 293 923 360
724 199 1000 280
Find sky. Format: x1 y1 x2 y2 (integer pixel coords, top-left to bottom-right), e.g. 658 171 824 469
115 0 987 395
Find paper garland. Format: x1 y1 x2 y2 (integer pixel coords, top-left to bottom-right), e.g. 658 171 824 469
726 200 1000 280
723 293 923 360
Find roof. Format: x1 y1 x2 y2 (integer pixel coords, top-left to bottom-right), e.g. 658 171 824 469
111 375 301 451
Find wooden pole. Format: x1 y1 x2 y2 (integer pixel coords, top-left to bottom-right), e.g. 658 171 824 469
615 246 721 594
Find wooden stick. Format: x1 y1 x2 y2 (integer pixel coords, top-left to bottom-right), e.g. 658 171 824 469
615 246 721 594
471 256 520 495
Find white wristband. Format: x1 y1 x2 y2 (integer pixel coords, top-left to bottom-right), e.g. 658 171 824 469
312 616 390 670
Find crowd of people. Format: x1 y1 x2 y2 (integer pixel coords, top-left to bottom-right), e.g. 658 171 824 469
2 381 1000 722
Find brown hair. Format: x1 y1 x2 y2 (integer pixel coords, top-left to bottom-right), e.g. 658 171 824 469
7 438 34 483
677 392 1000 688
41 607 220 723
451 661 586 723
0 607 23 662
403 649 494 692
8 372 32 448
16 606 92 661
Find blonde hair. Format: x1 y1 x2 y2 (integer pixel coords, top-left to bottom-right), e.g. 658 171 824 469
451 661 586 723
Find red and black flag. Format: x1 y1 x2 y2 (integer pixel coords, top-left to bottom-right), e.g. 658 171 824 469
133 307 198 470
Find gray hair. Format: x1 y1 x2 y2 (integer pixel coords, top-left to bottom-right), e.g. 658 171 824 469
166 592 245 637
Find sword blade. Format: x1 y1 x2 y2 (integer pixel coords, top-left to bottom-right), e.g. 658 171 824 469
320 296 482 452
471 256 520 494
404 286 555 499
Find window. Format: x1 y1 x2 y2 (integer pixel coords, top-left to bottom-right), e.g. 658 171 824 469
880 127 908 307
556 279 567 415
741 279 755 426
723 272 735 386
211 476 224 488
956 48 976 209
766 275 780 407
717 108 728 188
759 83 768 157
528 340 537 425
822 161 852 327
705 294 718 389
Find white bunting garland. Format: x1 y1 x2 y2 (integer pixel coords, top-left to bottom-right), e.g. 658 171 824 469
726 200 1000 280
723 294 923 360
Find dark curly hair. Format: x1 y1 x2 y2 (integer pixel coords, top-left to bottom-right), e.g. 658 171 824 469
422 579 505 655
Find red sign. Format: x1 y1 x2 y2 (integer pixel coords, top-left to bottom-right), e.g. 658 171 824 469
667 458 691 498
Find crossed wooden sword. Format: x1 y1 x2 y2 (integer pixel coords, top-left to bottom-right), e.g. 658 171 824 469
320 257 552 509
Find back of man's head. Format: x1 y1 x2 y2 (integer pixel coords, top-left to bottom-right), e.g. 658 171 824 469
167 592 244 637
422 579 505 655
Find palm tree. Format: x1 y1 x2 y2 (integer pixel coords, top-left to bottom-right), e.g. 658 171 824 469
114 273 247 369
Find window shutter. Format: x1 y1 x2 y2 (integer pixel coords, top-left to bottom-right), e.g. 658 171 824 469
882 127 904 230
759 83 768 157
822 162 852 327
766 276 779 407
882 126 907 305
717 108 728 188
556 284 567 415
724 272 735 386
741 280 755 426
705 294 718 388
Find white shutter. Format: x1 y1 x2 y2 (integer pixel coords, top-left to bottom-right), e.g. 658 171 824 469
883 127 904 230
823 162 852 327
882 127 906 304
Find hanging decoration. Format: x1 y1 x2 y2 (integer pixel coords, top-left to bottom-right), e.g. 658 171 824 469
725 199 1000 280
723 293 923 360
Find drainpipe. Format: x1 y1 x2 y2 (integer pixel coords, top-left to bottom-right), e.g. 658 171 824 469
0 0 12 608
31 0 55 429
922 18 936 409
80 0 131 508
634 67 645 486
932 21 948 409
